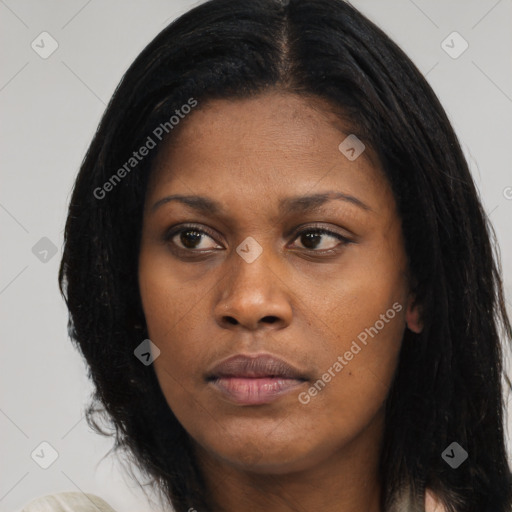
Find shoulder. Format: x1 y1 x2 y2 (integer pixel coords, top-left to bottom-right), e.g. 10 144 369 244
425 489 447 512
20 492 117 512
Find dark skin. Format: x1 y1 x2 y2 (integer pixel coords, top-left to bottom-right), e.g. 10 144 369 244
138 90 423 512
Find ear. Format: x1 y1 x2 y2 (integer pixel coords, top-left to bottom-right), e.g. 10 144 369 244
405 293 423 333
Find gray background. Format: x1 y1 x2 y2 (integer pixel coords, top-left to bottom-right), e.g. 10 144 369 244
1 1 511 511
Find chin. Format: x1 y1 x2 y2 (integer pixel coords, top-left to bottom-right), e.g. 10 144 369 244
201 431 329 475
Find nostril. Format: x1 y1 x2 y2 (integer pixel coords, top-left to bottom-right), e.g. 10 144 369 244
261 315 279 324
224 316 238 325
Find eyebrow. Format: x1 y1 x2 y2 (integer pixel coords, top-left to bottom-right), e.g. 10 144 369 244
150 191 373 215
278 192 373 215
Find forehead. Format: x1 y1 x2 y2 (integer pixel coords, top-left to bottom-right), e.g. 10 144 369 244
145 91 391 214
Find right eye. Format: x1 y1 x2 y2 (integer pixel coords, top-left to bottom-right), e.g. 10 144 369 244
165 225 223 252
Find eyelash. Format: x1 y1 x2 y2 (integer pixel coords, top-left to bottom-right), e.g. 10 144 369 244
163 223 352 256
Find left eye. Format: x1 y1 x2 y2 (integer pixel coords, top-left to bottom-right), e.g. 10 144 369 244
290 228 349 251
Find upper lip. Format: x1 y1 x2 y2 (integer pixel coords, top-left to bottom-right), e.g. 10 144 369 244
206 354 308 381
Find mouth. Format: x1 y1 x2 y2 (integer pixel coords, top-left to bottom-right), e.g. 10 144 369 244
206 354 309 406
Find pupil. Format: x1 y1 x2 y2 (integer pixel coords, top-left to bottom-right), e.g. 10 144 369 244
181 230 202 248
302 232 321 249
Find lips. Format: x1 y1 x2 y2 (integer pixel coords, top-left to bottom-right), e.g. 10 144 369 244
206 354 308 405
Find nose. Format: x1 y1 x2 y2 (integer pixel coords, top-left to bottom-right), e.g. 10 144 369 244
214 246 293 331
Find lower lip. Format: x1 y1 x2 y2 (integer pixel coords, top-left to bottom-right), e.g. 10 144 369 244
209 377 306 405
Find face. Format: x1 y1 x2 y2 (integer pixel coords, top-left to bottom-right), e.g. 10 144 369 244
138 90 422 475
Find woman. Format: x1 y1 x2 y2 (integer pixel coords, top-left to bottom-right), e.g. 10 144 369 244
25 0 512 510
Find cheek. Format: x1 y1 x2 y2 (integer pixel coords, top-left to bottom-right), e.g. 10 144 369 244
138 245 213 340
142 293 210 436
138 249 209 394
312 320 404 408
289 309 405 468
298 248 407 363
294 246 407 425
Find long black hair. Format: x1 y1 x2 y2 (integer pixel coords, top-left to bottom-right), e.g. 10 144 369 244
58 0 512 510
